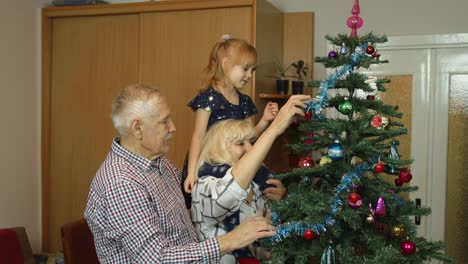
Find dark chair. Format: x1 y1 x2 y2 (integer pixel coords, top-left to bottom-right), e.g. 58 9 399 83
0 226 35 264
61 218 99 264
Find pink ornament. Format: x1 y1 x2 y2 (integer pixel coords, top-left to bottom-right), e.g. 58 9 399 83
346 0 363 38
400 239 417 256
375 197 387 217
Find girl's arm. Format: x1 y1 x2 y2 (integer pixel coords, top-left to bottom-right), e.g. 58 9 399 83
254 101 278 136
233 95 310 189
185 109 211 192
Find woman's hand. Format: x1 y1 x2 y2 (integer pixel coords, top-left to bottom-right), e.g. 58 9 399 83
269 95 312 136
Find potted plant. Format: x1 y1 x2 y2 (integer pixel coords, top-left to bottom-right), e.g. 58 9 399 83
271 60 293 94
291 60 308 94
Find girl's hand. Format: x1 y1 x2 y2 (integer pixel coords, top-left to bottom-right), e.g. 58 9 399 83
263 179 287 201
262 102 279 122
184 173 198 193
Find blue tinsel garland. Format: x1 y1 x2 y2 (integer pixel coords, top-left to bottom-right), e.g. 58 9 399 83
269 43 370 243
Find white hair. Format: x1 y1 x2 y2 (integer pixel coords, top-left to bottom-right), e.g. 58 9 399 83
111 84 162 136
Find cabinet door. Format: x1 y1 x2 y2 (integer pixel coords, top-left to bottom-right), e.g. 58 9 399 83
45 14 139 251
139 7 252 167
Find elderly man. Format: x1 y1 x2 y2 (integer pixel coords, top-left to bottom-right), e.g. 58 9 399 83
84 84 310 263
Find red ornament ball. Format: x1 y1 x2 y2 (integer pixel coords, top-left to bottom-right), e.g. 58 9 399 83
348 193 363 209
394 178 403 186
398 168 413 183
366 95 375 100
303 229 316 240
366 45 375 55
374 163 385 173
298 156 315 168
371 115 383 128
304 111 313 120
400 239 417 256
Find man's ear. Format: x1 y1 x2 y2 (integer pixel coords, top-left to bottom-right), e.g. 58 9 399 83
129 118 143 140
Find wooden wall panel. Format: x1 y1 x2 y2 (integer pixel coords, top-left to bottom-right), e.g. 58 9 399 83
139 7 252 168
284 12 314 95
45 14 139 251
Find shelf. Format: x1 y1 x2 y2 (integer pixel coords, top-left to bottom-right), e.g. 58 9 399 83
258 93 291 100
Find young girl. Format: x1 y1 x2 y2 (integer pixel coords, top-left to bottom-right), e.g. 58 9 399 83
183 37 279 207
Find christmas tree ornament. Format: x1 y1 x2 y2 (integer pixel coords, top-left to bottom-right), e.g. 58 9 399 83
365 42 375 55
303 229 316 240
298 156 315 168
328 50 338 59
348 192 363 209
340 42 348 55
373 162 385 173
400 239 417 256
366 94 375 100
375 197 387 217
319 155 333 166
378 115 389 129
321 241 336 264
371 114 388 129
346 0 363 38
398 167 413 183
305 139 315 145
365 213 375 224
355 45 364 55
394 178 403 186
337 97 353 115
384 163 399 174
391 224 406 237
304 111 313 120
365 203 376 224
372 50 381 60
328 139 345 161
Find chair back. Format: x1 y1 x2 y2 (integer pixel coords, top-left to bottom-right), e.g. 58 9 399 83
61 218 99 264
0 227 35 264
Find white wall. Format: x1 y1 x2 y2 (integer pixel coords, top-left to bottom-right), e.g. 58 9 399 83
0 1 41 252
267 0 468 79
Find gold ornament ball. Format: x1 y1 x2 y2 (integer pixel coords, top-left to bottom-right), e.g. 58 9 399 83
319 155 333 166
365 214 375 224
391 225 405 237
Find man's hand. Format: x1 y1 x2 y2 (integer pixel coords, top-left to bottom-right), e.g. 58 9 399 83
217 216 276 255
263 179 287 201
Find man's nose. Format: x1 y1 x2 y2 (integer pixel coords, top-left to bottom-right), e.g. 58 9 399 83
169 120 176 132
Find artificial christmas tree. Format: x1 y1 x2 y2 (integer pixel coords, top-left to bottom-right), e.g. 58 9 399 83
263 1 452 263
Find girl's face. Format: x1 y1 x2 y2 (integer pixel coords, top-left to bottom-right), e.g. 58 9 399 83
225 63 256 90
228 137 254 162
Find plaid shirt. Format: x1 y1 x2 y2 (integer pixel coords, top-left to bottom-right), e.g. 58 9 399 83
84 138 220 263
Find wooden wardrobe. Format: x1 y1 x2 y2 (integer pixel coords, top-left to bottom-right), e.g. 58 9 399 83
42 0 313 252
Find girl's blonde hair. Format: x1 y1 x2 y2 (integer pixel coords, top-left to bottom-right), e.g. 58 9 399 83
196 119 256 172
202 38 257 90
